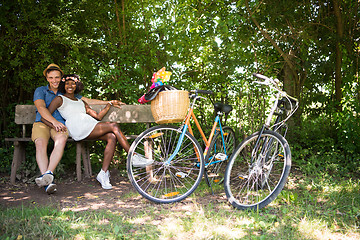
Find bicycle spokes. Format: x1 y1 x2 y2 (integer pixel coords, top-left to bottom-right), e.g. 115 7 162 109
224 131 291 210
127 126 205 204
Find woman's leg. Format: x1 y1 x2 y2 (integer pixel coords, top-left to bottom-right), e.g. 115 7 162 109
86 122 130 152
97 133 117 172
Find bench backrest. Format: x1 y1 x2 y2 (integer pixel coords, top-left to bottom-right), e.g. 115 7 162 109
15 104 155 125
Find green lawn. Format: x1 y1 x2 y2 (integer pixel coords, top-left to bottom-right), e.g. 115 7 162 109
1 174 359 240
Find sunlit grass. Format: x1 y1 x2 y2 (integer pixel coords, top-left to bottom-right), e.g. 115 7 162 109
0 175 359 239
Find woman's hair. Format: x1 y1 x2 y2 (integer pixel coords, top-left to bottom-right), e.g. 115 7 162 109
58 74 84 94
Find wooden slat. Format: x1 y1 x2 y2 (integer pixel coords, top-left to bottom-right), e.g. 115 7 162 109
14 104 155 125
15 105 36 124
5 138 32 142
90 105 155 123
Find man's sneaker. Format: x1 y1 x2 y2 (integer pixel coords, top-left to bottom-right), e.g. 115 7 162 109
35 170 54 187
132 153 154 168
96 169 112 189
44 183 57 194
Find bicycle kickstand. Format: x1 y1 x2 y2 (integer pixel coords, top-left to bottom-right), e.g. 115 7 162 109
204 171 214 195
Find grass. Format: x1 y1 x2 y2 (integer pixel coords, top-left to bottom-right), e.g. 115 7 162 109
1 173 359 240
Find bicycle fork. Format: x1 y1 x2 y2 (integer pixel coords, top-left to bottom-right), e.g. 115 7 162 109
164 124 189 166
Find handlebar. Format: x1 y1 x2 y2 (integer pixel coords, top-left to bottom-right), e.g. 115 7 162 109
253 73 299 129
252 73 299 103
189 89 213 101
190 89 214 95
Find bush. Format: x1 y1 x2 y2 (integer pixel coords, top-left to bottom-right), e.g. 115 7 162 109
291 111 360 178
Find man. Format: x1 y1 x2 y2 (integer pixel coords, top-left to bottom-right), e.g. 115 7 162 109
32 63 124 194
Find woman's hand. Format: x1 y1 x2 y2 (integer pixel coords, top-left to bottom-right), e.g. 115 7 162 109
109 100 126 108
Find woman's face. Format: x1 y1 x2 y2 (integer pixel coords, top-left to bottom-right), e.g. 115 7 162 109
64 80 77 94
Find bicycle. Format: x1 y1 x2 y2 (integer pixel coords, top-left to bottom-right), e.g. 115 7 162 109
126 90 236 203
224 73 299 210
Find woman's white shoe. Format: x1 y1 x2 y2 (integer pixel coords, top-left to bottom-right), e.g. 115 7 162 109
96 169 112 189
132 153 154 168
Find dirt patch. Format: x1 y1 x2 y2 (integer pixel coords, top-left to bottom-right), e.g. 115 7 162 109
0 169 229 212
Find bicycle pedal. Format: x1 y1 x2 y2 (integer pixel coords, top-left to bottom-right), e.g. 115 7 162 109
208 173 219 178
215 153 227 161
238 174 248 180
176 172 188 178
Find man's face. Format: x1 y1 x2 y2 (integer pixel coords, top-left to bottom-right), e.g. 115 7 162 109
46 70 62 90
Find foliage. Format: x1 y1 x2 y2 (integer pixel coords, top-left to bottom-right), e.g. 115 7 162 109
0 0 359 176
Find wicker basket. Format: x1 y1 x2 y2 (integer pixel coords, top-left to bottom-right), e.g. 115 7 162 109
151 90 190 124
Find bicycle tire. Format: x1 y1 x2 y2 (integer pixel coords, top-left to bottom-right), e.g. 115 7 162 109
205 126 236 186
127 125 205 204
224 130 291 210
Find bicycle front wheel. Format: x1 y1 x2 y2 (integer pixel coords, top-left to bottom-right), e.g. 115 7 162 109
224 130 291 210
127 125 205 204
205 126 236 186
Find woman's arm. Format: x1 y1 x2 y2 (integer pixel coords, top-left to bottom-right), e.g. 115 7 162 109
84 100 112 121
81 96 125 108
40 116 56 129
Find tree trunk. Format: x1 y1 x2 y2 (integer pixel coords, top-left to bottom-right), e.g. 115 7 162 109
283 50 297 98
114 0 123 45
245 0 303 137
333 0 344 111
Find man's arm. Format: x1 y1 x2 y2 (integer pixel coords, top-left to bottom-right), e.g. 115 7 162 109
34 98 66 132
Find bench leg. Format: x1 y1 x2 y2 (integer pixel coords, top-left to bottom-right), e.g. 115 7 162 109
86 144 92 176
76 142 92 181
81 142 92 178
10 141 25 184
76 142 82 181
144 140 156 182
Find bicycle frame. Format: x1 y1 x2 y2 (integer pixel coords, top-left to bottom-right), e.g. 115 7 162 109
252 92 282 153
165 92 229 167
251 74 299 166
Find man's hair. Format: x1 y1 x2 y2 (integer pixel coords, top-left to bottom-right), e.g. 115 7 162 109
58 74 84 94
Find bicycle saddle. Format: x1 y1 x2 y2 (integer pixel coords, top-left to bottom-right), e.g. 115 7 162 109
214 102 233 114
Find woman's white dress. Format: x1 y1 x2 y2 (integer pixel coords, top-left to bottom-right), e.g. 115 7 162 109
57 95 98 141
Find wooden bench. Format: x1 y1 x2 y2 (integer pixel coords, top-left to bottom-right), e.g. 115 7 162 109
5 104 154 184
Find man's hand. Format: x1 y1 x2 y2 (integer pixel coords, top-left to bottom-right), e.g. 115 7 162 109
52 121 67 132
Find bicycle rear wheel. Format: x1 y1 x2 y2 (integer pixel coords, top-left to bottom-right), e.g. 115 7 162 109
205 126 236 186
127 125 205 204
224 130 291 210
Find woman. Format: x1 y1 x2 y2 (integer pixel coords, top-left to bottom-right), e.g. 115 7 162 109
43 74 153 189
